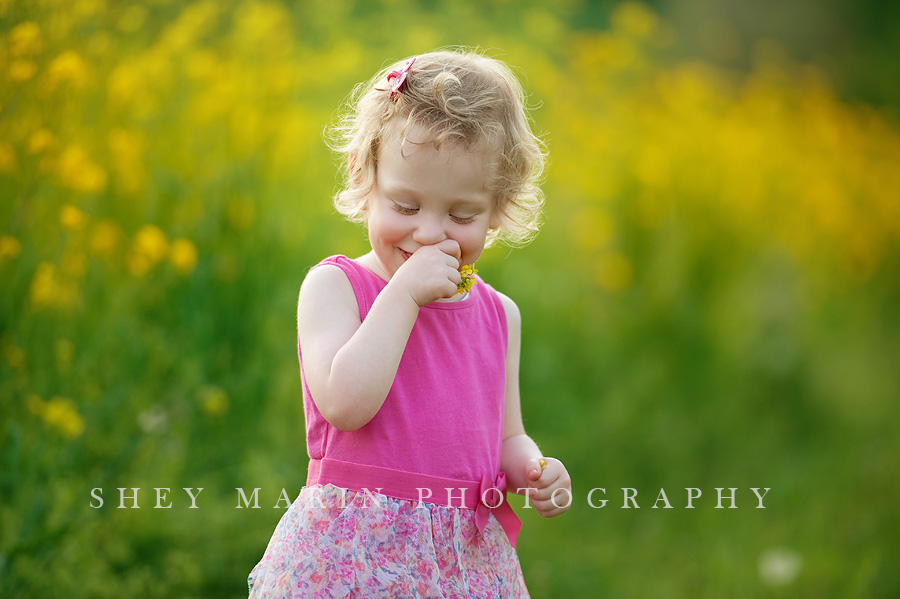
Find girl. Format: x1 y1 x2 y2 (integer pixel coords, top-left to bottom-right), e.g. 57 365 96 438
248 49 571 598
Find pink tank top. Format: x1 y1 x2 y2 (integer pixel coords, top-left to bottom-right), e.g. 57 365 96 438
299 255 508 483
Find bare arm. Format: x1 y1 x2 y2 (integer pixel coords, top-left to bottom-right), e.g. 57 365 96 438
298 242 462 431
497 291 572 517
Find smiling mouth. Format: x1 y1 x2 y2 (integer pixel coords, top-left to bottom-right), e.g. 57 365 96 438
399 249 412 261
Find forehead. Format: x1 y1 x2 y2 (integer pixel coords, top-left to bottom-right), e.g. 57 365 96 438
377 121 495 198
381 118 493 156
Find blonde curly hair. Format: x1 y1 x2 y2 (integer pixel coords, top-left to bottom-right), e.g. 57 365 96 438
327 49 546 247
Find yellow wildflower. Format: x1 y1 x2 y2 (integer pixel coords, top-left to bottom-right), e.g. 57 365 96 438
0 235 22 261
57 145 107 193
457 264 478 295
10 60 38 81
29 261 59 310
128 225 168 277
0 142 16 173
28 395 86 439
47 50 90 89
9 22 43 57
28 261 79 310
107 62 143 108
90 219 122 256
169 238 198 275
60 204 87 232
198 385 229 416
28 129 55 154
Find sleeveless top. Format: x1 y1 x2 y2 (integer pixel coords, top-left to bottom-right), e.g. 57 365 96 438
299 255 509 484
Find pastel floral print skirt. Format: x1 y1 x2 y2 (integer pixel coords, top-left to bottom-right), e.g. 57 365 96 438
248 484 530 598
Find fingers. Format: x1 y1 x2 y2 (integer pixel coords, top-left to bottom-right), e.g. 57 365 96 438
523 458 572 518
433 239 461 265
396 243 464 305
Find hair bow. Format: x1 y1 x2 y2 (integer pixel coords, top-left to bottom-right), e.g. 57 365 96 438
387 57 416 100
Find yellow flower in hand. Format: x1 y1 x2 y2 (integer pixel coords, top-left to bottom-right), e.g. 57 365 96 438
457 264 478 295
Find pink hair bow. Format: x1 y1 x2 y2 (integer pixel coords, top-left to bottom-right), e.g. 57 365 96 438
387 57 416 100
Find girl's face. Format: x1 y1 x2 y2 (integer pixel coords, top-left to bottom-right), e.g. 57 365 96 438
364 122 500 281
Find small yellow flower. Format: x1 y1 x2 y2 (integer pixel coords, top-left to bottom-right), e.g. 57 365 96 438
57 145 107 193
29 261 59 309
9 22 43 57
27 394 86 439
169 238 198 275
60 204 87 231
456 264 478 295
28 129 55 154
10 59 38 81
0 142 16 174
28 261 79 310
47 50 89 89
45 396 86 439
198 385 229 416
0 235 22 261
90 219 122 256
128 225 168 277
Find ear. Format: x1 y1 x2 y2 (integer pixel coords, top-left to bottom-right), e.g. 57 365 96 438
488 206 503 230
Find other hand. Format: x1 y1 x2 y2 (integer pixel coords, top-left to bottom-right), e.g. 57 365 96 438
523 457 572 518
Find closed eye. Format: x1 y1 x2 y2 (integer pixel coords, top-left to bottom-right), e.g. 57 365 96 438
451 214 476 224
391 201 418 215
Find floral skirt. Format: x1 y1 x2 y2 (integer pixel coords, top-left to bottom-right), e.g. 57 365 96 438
247 484 529 598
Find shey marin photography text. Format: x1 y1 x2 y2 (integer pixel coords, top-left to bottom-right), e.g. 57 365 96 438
88 486 771 510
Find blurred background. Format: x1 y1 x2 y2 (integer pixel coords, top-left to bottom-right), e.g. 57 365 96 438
1 0 898 596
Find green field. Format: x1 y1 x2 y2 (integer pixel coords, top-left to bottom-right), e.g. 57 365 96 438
2 1 898 597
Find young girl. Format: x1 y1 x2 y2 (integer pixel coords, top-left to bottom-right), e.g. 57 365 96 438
248 49 571 598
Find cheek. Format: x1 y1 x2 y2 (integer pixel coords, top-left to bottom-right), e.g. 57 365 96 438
382 214 411 239
456 226 490 263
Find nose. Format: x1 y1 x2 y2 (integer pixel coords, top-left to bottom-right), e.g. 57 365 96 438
412 213 447 245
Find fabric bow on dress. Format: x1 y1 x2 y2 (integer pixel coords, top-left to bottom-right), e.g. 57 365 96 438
474 472 522 548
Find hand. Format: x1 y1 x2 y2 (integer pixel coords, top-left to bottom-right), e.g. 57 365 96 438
524 457 572 518
391 240 462 306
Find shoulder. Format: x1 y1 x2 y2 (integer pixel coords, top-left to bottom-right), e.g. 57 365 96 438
300 261 353 298
297 260 359 322
301 261 352 291
491 289 521 331
488 288 522 362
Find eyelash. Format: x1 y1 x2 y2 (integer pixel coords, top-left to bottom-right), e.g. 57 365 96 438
391 202 476 225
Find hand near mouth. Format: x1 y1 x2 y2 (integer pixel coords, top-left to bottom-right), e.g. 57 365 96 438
392 240 462 307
